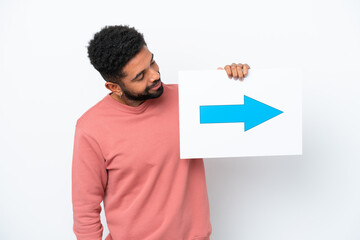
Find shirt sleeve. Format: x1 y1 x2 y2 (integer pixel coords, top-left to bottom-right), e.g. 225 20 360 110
71 125 108 240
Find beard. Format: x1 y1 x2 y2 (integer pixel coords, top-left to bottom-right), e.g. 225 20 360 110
121 78 164 101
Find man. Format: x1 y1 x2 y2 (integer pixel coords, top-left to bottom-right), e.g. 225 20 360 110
72 25 250 240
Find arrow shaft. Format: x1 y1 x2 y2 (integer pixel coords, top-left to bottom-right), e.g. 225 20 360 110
200 105 246 123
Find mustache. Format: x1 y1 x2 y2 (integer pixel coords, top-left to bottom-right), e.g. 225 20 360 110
147 72 161 90
149 79 161 88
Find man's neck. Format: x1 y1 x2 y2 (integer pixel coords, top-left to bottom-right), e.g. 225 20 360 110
110 92 145 107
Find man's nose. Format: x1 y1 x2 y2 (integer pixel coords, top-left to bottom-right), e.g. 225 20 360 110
149 68 160 82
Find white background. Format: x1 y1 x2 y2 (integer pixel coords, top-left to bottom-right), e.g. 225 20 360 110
0 0 359 239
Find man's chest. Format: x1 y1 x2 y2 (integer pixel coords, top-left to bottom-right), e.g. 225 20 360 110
100 106 180 170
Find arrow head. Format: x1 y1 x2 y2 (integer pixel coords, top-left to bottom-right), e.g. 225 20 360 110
243 95 283 131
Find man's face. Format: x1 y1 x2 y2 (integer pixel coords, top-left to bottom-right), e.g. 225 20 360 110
117 45 163 101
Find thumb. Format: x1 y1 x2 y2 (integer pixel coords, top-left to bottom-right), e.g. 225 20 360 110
217 67 224 70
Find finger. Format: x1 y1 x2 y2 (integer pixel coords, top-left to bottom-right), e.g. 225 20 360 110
217 67 224 70
231 63 238 79
242 64 248 77
224 65 232 79
242 67 248 77
242 63 250 77
236 63 244 80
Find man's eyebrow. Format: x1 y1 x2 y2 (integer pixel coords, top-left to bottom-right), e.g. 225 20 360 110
131 53 154 81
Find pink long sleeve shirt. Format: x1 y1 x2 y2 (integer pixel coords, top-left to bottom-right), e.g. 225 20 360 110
72 84 212 240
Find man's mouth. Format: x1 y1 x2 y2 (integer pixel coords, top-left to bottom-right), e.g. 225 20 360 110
150 80 162 90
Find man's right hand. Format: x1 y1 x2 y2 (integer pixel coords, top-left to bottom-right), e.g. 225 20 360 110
217 63 250 80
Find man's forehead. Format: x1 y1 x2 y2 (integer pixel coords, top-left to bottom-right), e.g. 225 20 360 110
124 46 152 72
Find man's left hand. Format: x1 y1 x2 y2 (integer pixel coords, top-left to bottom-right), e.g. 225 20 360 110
218 63 250 80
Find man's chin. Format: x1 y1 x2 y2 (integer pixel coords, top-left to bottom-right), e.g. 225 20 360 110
123 84 164 101
148 84 164 99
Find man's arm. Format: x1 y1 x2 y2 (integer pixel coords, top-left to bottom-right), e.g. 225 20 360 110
72 125 108 240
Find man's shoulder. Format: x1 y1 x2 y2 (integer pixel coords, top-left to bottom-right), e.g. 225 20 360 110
162 83 178 99
163 83 178 91
75 95 108 130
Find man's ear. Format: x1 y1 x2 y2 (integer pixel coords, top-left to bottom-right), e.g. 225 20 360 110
105 81 121 92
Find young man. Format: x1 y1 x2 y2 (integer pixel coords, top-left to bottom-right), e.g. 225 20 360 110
72 25 250 240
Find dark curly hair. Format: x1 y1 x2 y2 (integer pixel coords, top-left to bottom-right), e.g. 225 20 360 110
87 25 147 82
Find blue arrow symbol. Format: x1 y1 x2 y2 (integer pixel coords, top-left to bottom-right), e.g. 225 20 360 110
200 95 283 131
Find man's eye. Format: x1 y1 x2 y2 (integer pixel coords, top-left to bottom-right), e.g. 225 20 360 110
136 61 155 81
137 74 144 81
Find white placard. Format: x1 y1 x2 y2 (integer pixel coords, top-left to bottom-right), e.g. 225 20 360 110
178 68 302 159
